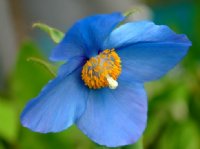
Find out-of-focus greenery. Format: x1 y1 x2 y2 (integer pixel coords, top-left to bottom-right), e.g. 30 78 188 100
0 2 200 149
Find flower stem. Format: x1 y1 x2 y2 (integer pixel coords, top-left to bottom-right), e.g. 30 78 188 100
27 57 56 77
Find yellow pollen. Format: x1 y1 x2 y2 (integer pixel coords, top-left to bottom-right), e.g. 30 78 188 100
81 49 121 89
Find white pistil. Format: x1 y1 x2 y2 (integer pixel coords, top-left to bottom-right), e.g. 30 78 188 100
106 75 118 89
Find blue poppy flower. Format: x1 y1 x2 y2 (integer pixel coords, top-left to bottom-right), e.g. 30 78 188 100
20 12 191 147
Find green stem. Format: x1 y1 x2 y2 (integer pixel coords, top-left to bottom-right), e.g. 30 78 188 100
27 57 56 77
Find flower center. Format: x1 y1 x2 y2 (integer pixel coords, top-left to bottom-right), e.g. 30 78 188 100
81 49 121 89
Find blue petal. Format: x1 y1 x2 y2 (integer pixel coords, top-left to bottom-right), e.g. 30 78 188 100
50 12 124 61
21 68 89 133
103 21 191 82
58 56 86 76
118 42 190 82
76 80 147 147
103 21 191 49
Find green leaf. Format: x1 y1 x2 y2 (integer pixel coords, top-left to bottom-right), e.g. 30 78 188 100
33 23 64 43
0 98 18 142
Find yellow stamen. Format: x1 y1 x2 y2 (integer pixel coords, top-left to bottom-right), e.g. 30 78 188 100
81 49 121 89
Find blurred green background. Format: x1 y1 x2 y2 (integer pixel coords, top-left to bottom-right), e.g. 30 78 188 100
0 0 199 149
